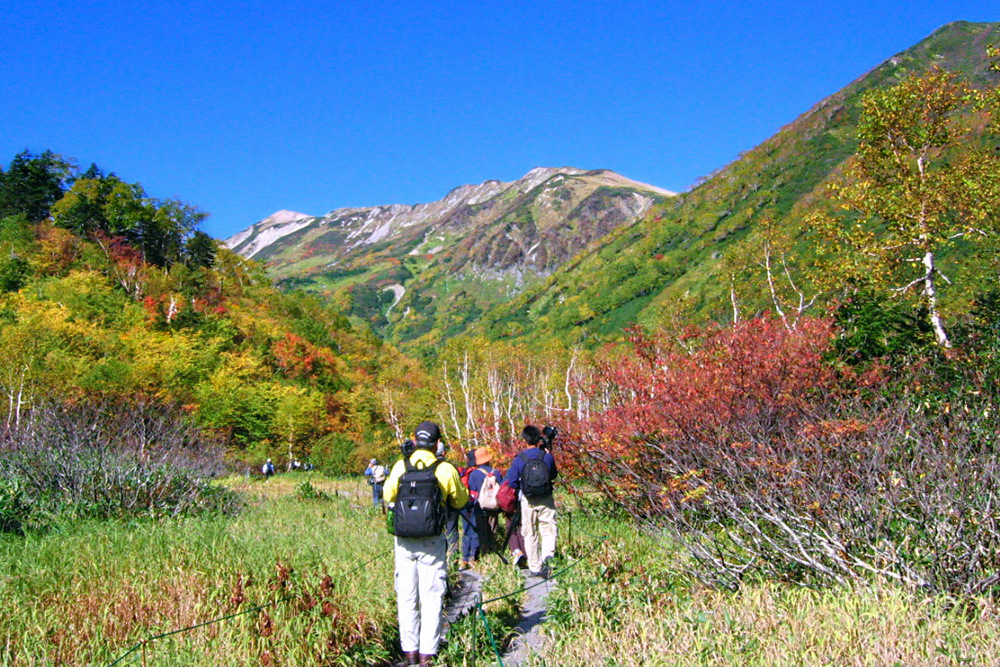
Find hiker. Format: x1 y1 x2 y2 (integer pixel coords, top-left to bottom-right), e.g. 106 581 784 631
460 447 503 568
262 458 275 481
496 475 527 568
384 421 469 666
504 425 558 577
364 458 388 508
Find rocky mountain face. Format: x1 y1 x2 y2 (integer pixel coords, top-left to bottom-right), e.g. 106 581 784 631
226 167 675 340
227 167 672 276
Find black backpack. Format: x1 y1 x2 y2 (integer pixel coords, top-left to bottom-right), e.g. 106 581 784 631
519 451 552 498
392 456 446 538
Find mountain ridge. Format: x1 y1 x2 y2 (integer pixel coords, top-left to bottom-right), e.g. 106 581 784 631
226 167 676 261
224 166 678 337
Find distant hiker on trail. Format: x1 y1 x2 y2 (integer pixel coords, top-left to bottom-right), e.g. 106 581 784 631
504 425 558 578
460 447 503 568
365 458 388 508
262 458 275 481
384 421 469 666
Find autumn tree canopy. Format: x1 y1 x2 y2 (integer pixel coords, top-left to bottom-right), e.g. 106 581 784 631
815 68 1000 347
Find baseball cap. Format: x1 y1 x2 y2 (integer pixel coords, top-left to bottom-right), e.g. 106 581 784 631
415 421 441 445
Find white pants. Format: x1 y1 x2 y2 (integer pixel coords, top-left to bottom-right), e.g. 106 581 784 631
394 534 448 655
520 494 557 573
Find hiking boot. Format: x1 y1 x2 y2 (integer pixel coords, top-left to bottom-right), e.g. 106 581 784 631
528 562 551 579
419 654 436 666
512 549 527 569
403 651 419 666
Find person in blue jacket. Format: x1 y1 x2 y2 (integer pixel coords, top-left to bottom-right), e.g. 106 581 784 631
503 425 557 577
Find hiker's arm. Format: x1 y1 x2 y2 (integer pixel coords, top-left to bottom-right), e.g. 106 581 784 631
442 464 470 509
384 461 404 503
504 457 522 489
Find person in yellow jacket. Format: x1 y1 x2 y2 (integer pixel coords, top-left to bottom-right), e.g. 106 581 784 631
384 421 469 667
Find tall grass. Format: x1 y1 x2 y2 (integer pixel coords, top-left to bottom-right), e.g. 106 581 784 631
0 476 398 666
0 474 528 667
10 477 995 666
541 510 1000 667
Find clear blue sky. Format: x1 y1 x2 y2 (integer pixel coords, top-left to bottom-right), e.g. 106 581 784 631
2 1 997 240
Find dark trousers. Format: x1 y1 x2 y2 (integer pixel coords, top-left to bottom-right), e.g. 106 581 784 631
460 508 478 561
445 506 460 559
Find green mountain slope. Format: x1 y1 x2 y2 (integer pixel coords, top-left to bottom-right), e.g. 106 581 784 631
469 21 1000 348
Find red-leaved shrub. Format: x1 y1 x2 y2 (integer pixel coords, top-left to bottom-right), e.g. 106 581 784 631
568 316 839 514
565 316 1000 597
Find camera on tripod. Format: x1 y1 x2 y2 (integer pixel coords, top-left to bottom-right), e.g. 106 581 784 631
541 425 558 447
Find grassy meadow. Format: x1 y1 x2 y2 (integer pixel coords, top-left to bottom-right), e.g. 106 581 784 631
0 475 516 667
539 515 1000 667
4 477 1000 666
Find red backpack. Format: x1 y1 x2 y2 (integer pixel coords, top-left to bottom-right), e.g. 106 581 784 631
459 466 477 501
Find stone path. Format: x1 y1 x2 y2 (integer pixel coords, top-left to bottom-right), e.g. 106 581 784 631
440 567 556 666
442 569 484 634
501 572 556 667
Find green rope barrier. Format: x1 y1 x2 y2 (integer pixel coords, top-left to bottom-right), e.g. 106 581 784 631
106 592 300 667
476 601 505 667
103 548 392 667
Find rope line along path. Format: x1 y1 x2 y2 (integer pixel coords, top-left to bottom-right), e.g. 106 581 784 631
471 512 609 667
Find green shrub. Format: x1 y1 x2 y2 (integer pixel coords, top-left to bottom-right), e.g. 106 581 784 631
294 481 331 501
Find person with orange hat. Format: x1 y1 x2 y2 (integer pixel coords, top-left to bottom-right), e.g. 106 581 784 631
460 446 503 568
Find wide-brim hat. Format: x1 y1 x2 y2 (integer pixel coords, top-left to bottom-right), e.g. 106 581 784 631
473 447 493 465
